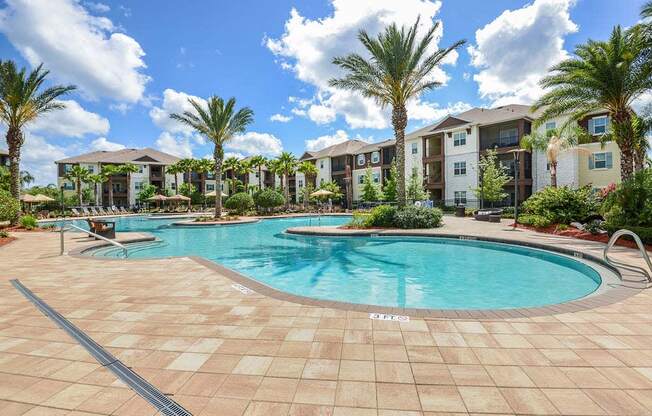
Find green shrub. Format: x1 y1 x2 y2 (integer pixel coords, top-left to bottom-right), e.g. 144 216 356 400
0 230 8 238
224 192 254 214
518 214 552 228
254 189 285 210
393 206 443 229
522 186 598 225
0 190 19 222
583 220 603 235
601 168 652 228
348 212 370 228
365 205 397 227
19 215 37 230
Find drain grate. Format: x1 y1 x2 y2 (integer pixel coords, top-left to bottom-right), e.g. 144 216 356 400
10 279 192 416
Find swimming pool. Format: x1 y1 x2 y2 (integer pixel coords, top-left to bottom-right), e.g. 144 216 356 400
57 215 603 310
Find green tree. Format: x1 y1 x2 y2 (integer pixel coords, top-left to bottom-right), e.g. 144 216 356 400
0 61 75 222
249 155 267 190
237 160 254 192
86 173 106 206
532 26 652 181
361 165 382 202
297 161 318 208
119 163 139 207
64 165 90 206
330 18 464 207
406 168 427 202
136 184 156 204
170 96 254 218
275 151 297 209
223 156 241 196
166 162 184 195
177 158 197 192
194 158 215 195
318 180 343 201
100 164 121 207
473 149 511 207
178 182 196 198
382 160 398 202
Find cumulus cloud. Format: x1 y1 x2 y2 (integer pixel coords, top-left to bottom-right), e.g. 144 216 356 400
28 100 109 138
149 88 206 135
468 0 578 105
227 132 283 157
154 132 193 158
305 130 372 152
406 100 473 124
84 2 110 13
270 113 292 122
224 152 246 160
21 134 71 185
89 137 126 151
0 0 150 103
267 0 457 129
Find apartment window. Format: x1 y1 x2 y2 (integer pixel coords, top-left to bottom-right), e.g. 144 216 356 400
454 191 467 205
590 152 613 169
499 128 518 146
320 178 324 185
206 184 215 191
453 161 466 176
372 173 380 183
320 160 324 169
134 181 144 191
357 154 365 166
453 131 466 147
136 164 144 173
358 174 364 184
62 182 75 190
171 183 176 190
411 142 418 154
254 172 259 178
63 164 73 173
86 166 95 174
371 151 380 163
112 183 121 192
545 121 556 131
589 116 608 135
206 172 215 179
298 179 304 187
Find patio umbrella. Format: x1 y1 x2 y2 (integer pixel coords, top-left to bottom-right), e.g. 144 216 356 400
205 190 228 198
167 194 191 210
147 194 168 210
310 189 334 198
19 194 37 212
32 194 55 202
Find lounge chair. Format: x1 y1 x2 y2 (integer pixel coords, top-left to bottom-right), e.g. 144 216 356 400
82 207 91 216
98 207 108 215
71 208 81 217
119 207 128 214
474 208 503 222
90 207 99 216
86 218 116 239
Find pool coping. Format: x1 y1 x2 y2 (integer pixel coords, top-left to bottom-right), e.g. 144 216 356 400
66 223 648 319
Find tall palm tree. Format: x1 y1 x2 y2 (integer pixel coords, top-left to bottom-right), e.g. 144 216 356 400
170 96 254 218
86 173 106 206
532 26 652 181
166 162 184 194
248 155 267 190
297 161 318 209
64 165 90 206
194 158 215 194
177 158 197 190
0 61 75 222
276 151 297 209
238 160 254 192
223 156 241 195
330 18 464 206
19 170 34 189
266 158 281 190
119 163 139 208
100 164 121 207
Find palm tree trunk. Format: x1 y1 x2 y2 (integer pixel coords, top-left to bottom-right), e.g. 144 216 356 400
284 173 290 209
392 104 407 207
620 147 634 182
613 113 634 181
258 166 263 189
77 178 82 206
126 173 131 208
550 161 558 188
94 183 99 206
108 177 114 207
174 174 179 195
214 159 223 219
7 127 23 224
634 148 646 172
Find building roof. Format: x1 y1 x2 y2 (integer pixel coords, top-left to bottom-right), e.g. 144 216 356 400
300 139 369 160
56 148 181 165
355 139 396 154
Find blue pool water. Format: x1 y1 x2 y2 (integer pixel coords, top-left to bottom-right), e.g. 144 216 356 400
55 215 602 310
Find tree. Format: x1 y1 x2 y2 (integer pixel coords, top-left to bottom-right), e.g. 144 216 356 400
64 165 90 206
0 61 75 222
178 182 196 197
532 26 652 181
318 180 343 201
330 18 464 207
382 160 398 202
100 164 121 207
473 149 511 207
249 155 267 190
297 161 318 209
166 162 184 195
20 171 34 189
223 156 241 196
237 160 254 192
86 173 106 206
120 163 139 207
361 165 382 202
170 96 254 219
406 168 427 202
631 113 652 171
177 158 197 192
136 184 156 204
275 152 297 209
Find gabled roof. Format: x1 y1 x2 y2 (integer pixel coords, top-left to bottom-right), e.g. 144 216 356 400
356 139 396 154
300 139 368 160
56 148 181 165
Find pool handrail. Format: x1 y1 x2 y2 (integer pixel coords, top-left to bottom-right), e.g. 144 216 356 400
603 229 652 283
59 223 128 258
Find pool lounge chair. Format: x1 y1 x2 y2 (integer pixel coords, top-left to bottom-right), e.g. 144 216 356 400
90 207 99 216
81 207 91 216
86 218 116 239
111 205 120 215
474 208 503 222
71 208 81 217
98 207 108 215
119 207 128 214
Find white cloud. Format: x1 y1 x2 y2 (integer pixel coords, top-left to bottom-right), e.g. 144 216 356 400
468 0 578 105
154 132 193 158
84 2 110 13
0 0 150 103
21 133 71 185
89 137 126 151
270 113 292 122
267 0 456 129
28 100 109 138
304 130 373 152
224 152 245 160
227 132 283 157
149 88 206 135
406 100 473 124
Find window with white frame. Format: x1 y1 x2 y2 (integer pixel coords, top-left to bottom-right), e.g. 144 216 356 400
371 151 380 163
453 131 466 147
545 121 556 131
358 174 364 184
87 166 95 173
206 183 215 191
63 181 75 190
590 152 612 169
134 181 144 191
454 191 467 205
171 183 176 190
590 116 608 135
298 179 303 187
136 164 144 173
372 173 380 183
63 164 73 173
357 154 365 166
320 160 324 169
453 161 466 176
499 128 518 146
411 142 418 154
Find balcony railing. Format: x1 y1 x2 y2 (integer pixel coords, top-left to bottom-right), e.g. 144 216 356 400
481 136 519 150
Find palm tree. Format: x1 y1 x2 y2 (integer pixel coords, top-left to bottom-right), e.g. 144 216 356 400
100 164 121 207
194 158 215 194
177 158 197 191
248 155 267 191
0 61 75 222
119 163 139 208
19 170 34 189
532 26 652 181
223 156 241 195
166 162 184 195
266 158 281 190
64 165 90 206
329 18 464 207
276 151 297 209
297 161 318 209
86 173 106 206
170 96 254 218
238 160 254 192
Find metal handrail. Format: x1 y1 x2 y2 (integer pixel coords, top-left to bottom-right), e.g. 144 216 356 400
60 223 128 258
604 229 652 283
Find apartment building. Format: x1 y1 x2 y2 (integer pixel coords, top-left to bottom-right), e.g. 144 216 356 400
55 148 183 207
0 148 8 168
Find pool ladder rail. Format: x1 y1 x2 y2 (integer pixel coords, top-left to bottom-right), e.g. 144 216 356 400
604 229 652 283
59 223 129 259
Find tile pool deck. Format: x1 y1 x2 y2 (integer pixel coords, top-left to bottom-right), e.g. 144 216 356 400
1 216 652 415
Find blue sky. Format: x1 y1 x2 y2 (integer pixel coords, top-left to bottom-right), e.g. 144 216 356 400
0 0 646 185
